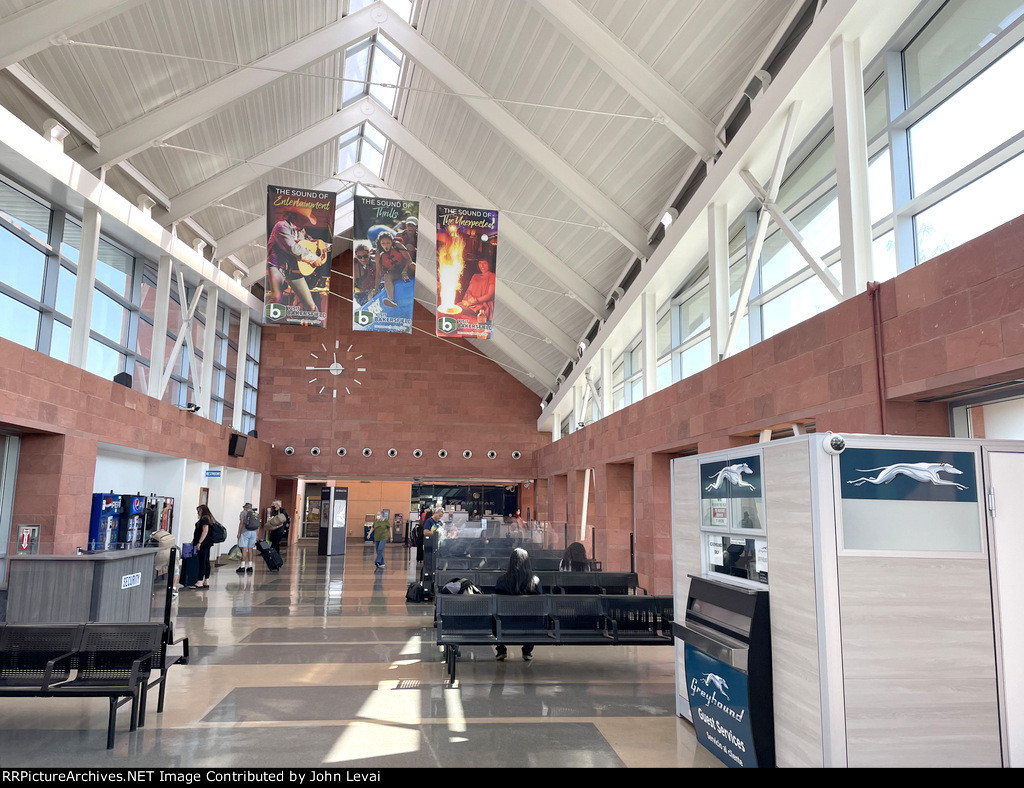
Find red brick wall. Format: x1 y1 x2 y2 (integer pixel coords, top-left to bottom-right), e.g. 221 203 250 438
257 251 548 484
535 215 1024 592
0 337 272 553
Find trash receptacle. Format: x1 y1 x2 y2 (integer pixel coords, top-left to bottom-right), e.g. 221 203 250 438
675 575 774 768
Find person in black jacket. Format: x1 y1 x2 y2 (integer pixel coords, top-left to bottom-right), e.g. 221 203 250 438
494 547 543 662
190 504 216 589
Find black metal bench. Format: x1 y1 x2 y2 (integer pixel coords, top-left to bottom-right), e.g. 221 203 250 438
434 569 643 596
436 594 673 683
0 564 189 750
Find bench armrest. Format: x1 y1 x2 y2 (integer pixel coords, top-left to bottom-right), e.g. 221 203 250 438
41 650 79 691
128 650 157 686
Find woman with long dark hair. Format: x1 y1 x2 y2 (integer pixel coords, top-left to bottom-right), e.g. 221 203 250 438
190 504 216 589
559 542 589 572
494 547 543 661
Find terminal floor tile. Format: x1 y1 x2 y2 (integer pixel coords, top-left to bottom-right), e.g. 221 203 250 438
0 542 719 769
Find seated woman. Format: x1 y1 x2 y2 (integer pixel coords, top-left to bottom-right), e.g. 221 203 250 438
494 548 543 662
559 541 590 572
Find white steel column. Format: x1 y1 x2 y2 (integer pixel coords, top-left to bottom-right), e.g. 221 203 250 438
831 35 874 296
642 292 657 396
708 202 730 361
148 255 172 398
68 203 101 369
724 101 802 359
200 287 219 419
232 308 250 433
601 348 612 419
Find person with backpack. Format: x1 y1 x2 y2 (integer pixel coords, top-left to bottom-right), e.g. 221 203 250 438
266 499 290 557
189 504 218 589
236 502 260 575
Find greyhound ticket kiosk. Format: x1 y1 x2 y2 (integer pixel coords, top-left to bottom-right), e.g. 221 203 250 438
676 576 774 768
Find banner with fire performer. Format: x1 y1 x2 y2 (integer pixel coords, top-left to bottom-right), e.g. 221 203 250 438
264 185 336 328
435 204 498 339
352 196 419 334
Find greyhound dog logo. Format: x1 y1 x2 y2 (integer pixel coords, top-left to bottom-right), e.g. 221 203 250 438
701 673 730 700
705 463 756 492
847 461 968 490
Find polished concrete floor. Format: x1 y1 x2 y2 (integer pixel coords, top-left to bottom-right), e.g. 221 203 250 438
0 540 721 768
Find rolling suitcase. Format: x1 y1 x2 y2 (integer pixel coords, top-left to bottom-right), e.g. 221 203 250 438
180 554 200 586
255 539 283 571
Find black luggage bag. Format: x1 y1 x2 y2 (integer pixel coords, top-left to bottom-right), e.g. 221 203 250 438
180 554 200 586
256 539 283 571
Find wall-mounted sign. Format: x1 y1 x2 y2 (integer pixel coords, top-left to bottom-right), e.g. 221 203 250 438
700 455 763 499
121 572 142 590
839 448 981 552
205 470 222 478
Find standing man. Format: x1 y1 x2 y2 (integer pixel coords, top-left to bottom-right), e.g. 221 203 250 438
372 510 391 569
237 502 260 574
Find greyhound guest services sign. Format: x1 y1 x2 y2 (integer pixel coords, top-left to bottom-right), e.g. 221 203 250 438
839 447 981 552
684 644 759 767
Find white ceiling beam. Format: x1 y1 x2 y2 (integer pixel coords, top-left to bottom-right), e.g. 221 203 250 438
3 64 101 150
76 3 382 171
236 164 580 360
539 0 921 430
370 106 610 319
411 281 558 391
349 169 580 357
528 0 719 158
0 101 261 318
478 332 558 391
0 0 144 70
157 103 368 225
214 98 608 319
223 165 364 262
378 10 654 260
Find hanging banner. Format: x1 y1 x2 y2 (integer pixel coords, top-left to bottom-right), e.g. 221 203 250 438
264 185 336 327
352 196 419 334
435 204 498 339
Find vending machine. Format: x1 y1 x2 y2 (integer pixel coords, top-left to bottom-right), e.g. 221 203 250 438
144 495 174 540
88 492 121 551
118 494 147 547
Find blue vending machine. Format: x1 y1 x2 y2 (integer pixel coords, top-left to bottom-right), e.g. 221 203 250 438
88 492 122 551
119 494 147 548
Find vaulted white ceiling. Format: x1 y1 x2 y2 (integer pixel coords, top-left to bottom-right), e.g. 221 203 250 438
0 0 802 396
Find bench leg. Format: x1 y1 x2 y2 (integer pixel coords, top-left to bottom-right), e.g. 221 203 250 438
129 691 139 732
107 697 117 750
157 665 167 713
445 645 458 684
138 681 149 728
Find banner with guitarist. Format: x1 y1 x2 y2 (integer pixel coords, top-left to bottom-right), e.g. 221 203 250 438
264 185 336 328
352 195 419 334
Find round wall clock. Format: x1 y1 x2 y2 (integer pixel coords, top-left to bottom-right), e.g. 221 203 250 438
306 340 367 399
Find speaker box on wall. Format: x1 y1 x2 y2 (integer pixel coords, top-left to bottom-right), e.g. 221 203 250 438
228 433 247 457
113 372 132 388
